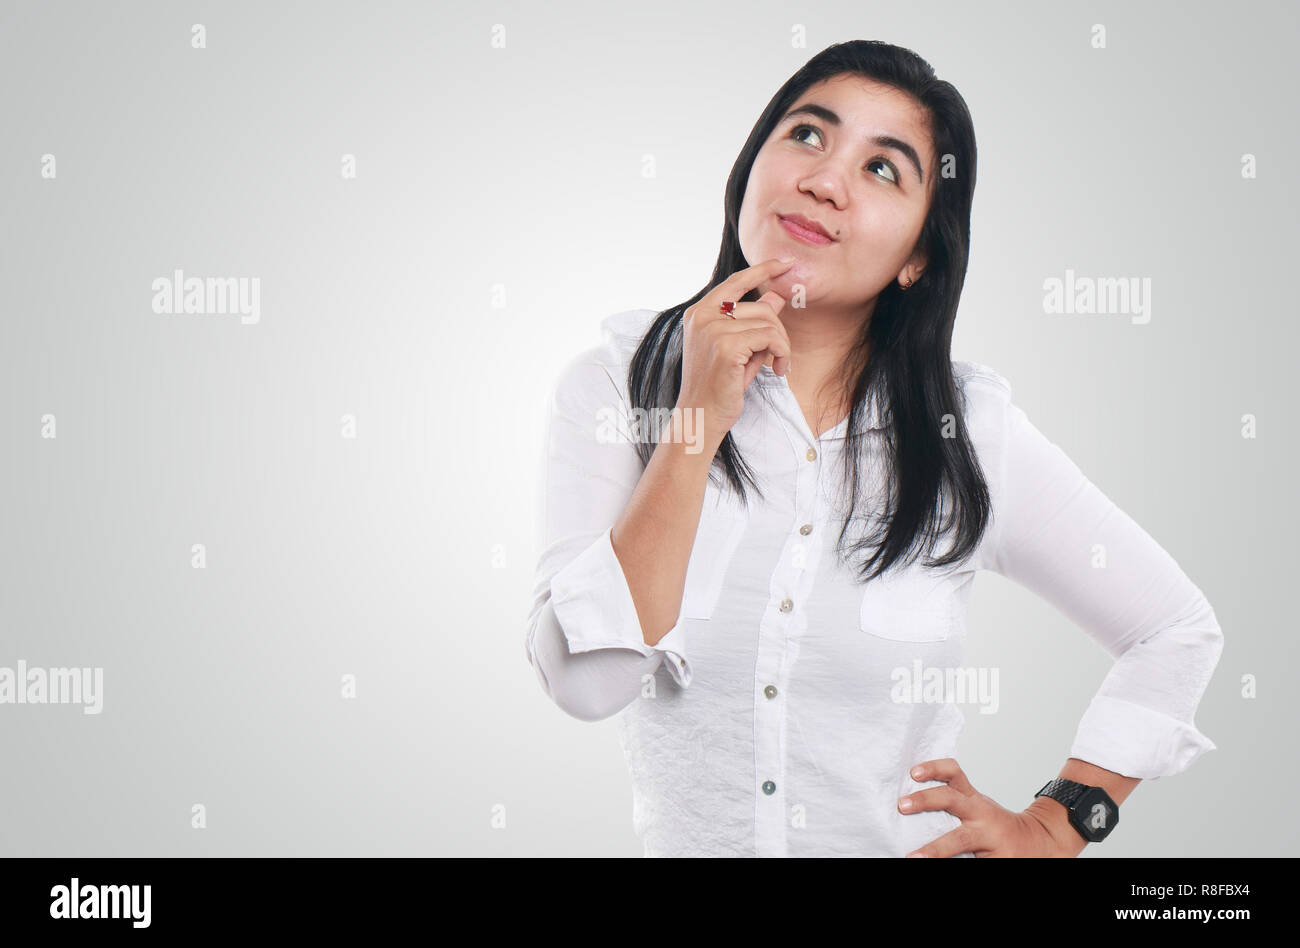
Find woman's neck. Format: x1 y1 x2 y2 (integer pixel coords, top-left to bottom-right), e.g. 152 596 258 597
779 306 870 437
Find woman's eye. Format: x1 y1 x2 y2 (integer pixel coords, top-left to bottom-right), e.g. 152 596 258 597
866 158 900 185
789 125 900 186
790 124 823 148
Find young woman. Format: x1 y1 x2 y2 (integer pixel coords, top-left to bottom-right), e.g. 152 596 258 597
525 40 1222 858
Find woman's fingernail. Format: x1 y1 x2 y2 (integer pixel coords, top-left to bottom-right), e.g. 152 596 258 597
907 852 928 858
899 797 912 810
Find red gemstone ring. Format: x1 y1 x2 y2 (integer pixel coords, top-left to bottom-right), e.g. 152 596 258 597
719 300 737 318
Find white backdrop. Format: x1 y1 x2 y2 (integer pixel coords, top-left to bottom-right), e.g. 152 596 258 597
0 0 1293 856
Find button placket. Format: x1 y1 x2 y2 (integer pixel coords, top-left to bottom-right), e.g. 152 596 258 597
753 418 823 859
754 558 787 857
756 426 835 858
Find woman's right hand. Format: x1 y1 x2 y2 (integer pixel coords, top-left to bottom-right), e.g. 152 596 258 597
676 257 795 450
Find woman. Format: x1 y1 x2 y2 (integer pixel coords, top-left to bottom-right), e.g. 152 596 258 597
525 40 1222 857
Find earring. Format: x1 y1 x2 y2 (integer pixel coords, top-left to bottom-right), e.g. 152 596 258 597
901 277 913 289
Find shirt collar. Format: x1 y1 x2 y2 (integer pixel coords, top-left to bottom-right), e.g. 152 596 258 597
751 363 887 439
600 309 887 440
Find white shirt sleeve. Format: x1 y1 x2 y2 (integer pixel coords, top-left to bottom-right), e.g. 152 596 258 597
979 372 1224 779
525 349 695 722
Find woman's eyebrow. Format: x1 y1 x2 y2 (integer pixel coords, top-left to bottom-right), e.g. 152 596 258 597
779 103 925 185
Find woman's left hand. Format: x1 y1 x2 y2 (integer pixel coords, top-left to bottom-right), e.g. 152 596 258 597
900 758 1086 857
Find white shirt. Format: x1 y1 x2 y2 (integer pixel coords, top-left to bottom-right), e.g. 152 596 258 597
525 308 1223 858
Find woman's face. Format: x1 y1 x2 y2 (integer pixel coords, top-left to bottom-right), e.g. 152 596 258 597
738 73 937 311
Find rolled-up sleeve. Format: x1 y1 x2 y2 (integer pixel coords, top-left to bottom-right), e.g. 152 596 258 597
980 372 1223 780
549 526 693 685
525 344 694 723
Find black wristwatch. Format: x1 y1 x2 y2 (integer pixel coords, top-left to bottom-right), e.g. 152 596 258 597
1034 778 1119 843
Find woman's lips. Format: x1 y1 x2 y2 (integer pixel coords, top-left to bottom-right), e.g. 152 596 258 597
778 215 834 246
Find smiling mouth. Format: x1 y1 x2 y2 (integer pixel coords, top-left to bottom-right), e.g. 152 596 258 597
778 214 835 246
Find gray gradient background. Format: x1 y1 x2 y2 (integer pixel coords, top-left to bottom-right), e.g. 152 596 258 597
0 0 1293 857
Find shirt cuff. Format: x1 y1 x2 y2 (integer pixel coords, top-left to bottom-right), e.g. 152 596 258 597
548 526 693 688
1068 694 1217 780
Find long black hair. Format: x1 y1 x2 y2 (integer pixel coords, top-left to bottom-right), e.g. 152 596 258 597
626 39 988 582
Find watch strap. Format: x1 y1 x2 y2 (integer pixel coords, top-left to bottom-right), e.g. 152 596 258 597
1035 777 1090 809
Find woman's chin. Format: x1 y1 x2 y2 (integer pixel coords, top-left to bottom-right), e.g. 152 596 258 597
769 266 816 296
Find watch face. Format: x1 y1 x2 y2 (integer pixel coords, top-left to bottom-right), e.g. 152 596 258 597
1072 787 1119 841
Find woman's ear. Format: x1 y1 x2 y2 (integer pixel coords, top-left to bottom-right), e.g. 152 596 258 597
898 249 927 287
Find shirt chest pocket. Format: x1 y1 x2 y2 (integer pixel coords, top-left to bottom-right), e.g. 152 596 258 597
679 505 748 620
858 562 958 643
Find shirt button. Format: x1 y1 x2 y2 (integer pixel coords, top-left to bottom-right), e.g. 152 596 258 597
764 684 777 699
762 781 776 795
799 523 812 535
805 447 817 461
779 598 793 613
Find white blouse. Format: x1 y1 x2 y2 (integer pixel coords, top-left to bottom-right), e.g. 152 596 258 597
525 308 1223 858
